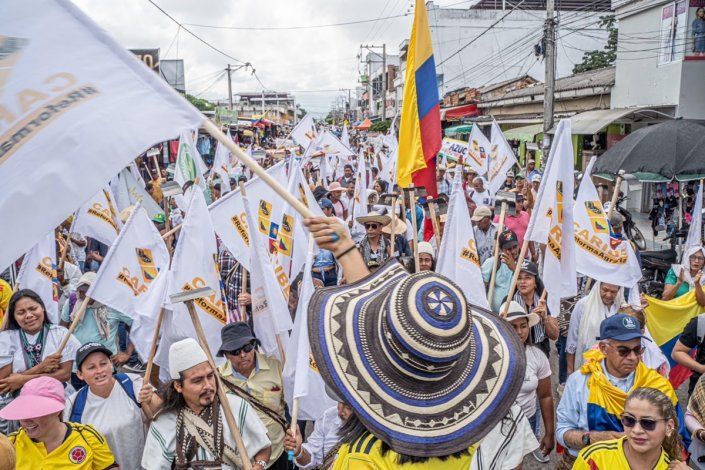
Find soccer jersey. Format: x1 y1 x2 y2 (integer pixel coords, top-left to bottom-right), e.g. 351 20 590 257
574 437 672 469
9 422 115 469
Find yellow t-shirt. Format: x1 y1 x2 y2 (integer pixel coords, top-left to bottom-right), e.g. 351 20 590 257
9 422 116 469
574 437 672 470
332 432 476 470
0 278 11 322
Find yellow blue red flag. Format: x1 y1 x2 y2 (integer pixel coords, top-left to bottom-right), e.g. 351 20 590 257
396 0 442 196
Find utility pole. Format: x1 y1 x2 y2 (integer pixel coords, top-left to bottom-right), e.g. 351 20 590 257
542 0 556 165
261 89 265 116
382 43 387 120
225 64 233 111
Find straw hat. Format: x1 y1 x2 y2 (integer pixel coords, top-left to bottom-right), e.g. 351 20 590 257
326 181 345 193
356 212 391 227
381 218 407 235
309 260 525 457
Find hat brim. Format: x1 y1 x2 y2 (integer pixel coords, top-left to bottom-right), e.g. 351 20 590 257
308 259 525 457
500 241 518 250
356 215 391 227
470 213 490 222
77 346 113 370
381 220 407 235
0 395 64 421
506 311 541 328
217 337 260 357
598 332 643 342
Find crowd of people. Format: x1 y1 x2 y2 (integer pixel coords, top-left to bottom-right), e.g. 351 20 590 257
1 123 705 470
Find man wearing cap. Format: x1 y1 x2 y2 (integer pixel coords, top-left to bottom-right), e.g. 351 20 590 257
524 157 540 181
502 171 515 191
482 230 521 313
471 205 497 265
555 314 687 469
217 323 287 469
143 338 272 470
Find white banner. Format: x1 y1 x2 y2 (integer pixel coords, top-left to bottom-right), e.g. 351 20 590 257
17 231 60 323
468 125 491 176
71 187 122 247
488 121 518 196
0 0 202 271
112 168 165 220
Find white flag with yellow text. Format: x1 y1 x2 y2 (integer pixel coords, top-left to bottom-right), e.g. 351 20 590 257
71 187 122 247
17 231 60 323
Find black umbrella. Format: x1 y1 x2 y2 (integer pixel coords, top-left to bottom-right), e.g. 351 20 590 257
592 119 705 180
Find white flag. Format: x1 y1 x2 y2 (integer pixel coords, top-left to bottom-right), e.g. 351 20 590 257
341 124 350 149
174 131 208 210
352 150 369 223
87 203 169 318
282 238 336 420
488 121 519 196
72 187 122 247
0 0 202 271
574 157 642 287
130 269 170 362
17 231 60 323
437 170 490 309
212 130 234 194
526 119 577 316
168 189 227 361
303 131 355 160
290 114 316 148
129 161 146 189
112 168 165 220
684 182 704 259
242 191 293 360
467 125 491 176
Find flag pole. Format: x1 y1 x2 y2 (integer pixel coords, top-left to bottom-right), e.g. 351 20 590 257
606 169 625 219
390 196 398 255
499 239 530 318
409 187 420 272
203 120 314 219
288 398 300 462
143 307 166 387
57 296 91 355
428 200 442 250
487 201 508 308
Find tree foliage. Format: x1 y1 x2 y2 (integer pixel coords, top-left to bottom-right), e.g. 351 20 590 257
370 120 391 132
572 16 617 74
186 94 215 112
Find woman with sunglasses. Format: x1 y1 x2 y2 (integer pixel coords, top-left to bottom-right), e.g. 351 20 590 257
663 246 705 304
574 387 688 469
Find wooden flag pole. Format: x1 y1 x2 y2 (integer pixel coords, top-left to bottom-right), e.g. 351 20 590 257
143 307 166 387
499 239 531 319
288 398 300 462
184 299 253 470
606 170 625 219
428 201 442 250
487 201 508 308
161 224 182 240
57 296 91 355
203 120 314 219
390 196 398 255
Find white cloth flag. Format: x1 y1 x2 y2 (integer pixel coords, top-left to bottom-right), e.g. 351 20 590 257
303 131 355 161
352 150 369 223
71 187 122 247
129 269 169 362
209 162 289 272
167 189 227 361
341 124 350 149
467 125 491 176
282 238 336 420
17 232 59 323
86 203 169 319
0 0 202 271
437 170 490 309
290 113 316 148
212 130 234 194
488 121 519 196
174 131 208 210
684 182 704 259
112 168 165 220
526 119 577 316
129 161 146 189
242 191 292 360
574 157 642 287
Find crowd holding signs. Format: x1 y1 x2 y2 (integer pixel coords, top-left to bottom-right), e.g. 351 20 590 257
3 1 705 470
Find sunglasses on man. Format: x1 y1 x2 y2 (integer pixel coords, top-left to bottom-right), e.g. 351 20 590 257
365 223 380 230
611 344 645 357
229 343 255 356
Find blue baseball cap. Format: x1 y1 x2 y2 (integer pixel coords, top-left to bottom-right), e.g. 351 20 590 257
597 314 643 342
319 198 334 210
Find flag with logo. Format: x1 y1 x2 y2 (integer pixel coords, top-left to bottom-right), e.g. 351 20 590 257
86 202 169 318
467 125 491 176
684 182 703 259
437 170 489 309
0 0 203 272
174 130 208 210
212 129 234 194
525 119 576 316
112 168 164 220
168 189 228 360
71 186 122 247
16 231 60 323
290 113 316 148
574 157 642 287
282 237 336 420
303 130 354 160
242 190 292 360
488 121 518 196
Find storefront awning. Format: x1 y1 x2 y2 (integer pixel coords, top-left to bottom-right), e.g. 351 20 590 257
440 103 479 121
503 123 543 141
565 107 659 135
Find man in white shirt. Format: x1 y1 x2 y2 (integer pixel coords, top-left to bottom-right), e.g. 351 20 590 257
142 338 272 470
469 176 493 208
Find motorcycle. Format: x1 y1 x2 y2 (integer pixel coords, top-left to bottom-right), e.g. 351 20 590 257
603 195 647 251
639 229 688 297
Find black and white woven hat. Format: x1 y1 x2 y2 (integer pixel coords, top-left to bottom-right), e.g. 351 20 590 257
308 259 526 457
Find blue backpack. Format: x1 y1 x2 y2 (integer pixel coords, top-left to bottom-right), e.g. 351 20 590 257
69 373 141 422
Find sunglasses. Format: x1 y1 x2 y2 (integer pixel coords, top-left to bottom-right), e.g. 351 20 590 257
365 223 380 229
620 414 666 431
230 343 255 356
613 345 645 357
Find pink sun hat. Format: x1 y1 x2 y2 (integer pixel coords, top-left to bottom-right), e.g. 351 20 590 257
0 376 65 420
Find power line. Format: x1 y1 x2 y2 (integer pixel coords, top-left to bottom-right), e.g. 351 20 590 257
183 13 410 31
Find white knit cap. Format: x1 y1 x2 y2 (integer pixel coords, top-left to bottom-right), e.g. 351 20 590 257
418 241 435 258
168 338 209 379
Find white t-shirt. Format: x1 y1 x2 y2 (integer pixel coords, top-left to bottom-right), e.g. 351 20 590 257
517 345 551 419
0 324 80 373
472 403 539 470
470 189 493 208
64 374 146 470
297 406 342 470
142 392 271 470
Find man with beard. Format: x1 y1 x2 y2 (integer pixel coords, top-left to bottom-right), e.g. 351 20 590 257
142 338 272 469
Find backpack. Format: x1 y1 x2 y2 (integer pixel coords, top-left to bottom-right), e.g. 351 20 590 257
69 373 141 423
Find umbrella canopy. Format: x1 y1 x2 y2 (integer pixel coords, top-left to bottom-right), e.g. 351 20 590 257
592 119 705 180
355 118 372 130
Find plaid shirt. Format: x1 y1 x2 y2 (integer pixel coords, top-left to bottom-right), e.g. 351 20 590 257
218 247 249 322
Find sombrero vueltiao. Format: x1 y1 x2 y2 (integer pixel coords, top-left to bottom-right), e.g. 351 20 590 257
308 259 525 457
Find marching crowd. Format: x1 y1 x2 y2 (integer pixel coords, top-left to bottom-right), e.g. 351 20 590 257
2 128 705 470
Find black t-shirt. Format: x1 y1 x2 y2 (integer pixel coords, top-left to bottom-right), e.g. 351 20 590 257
678 317 705 384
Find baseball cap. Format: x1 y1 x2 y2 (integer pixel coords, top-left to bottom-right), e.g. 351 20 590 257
319 198 334 210
499 230 519 250
0 376 65 420
471 205 492 222
597 314 643 342
75 342 113 370
519 259 539 277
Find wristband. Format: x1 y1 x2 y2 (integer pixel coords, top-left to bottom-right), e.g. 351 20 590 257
335 244 357 260
295 446 306 459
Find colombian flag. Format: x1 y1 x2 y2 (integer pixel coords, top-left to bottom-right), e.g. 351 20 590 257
397 0 442 197
644 291 702 388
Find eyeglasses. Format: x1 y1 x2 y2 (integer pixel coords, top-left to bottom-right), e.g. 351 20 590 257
613 345 645 357
365 223 379 229
620 414 667 431
230 343 255 356
691 255 705 262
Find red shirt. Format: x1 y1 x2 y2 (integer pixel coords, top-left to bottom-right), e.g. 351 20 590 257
494 210 530 246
